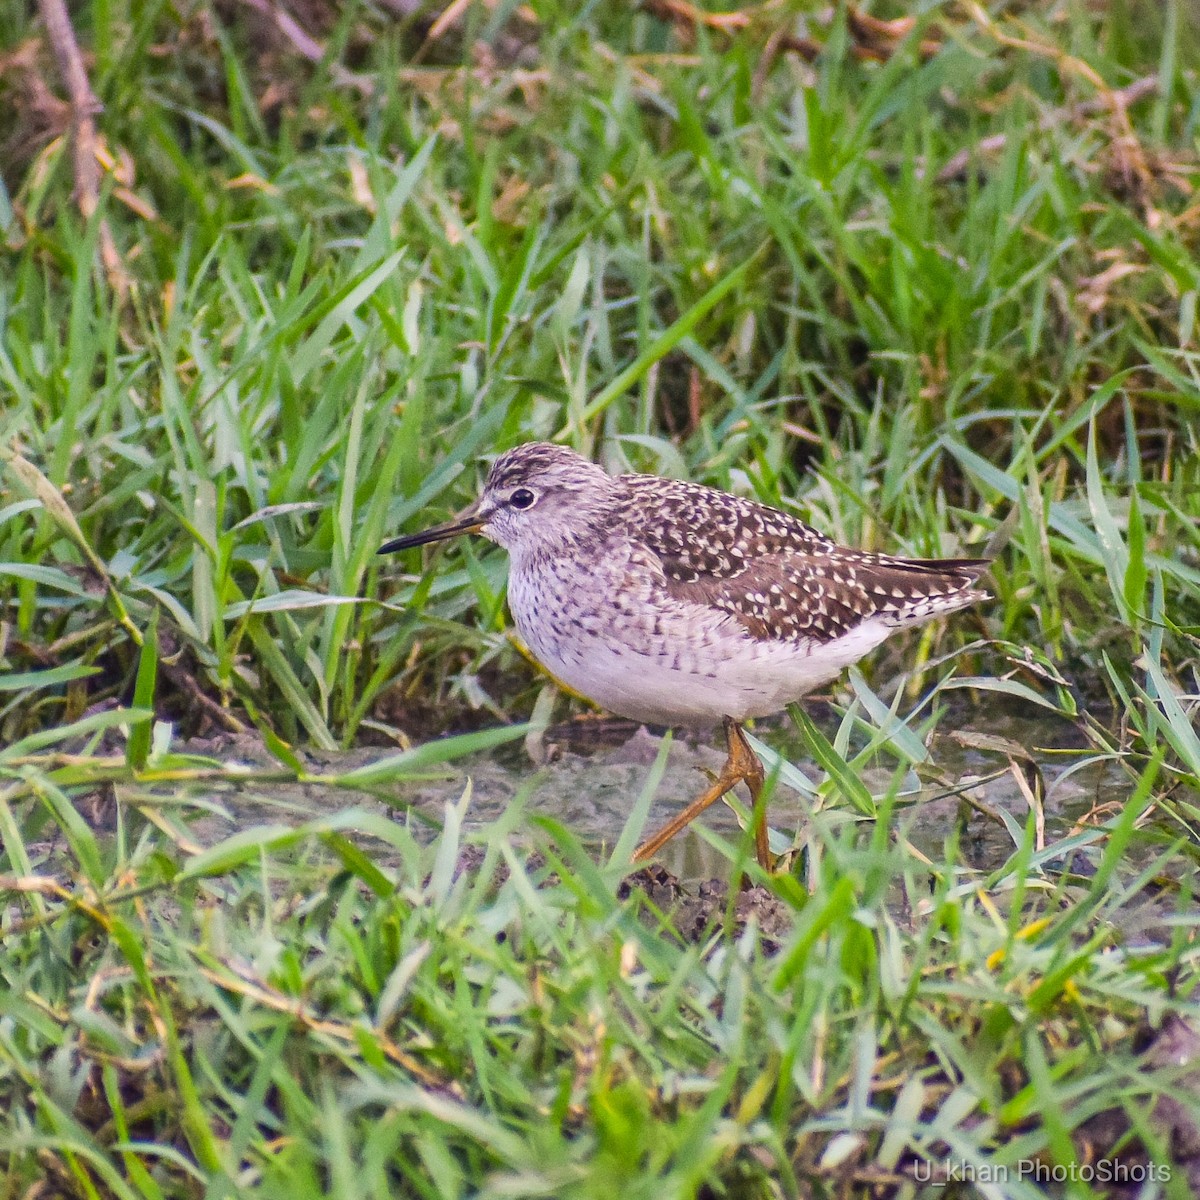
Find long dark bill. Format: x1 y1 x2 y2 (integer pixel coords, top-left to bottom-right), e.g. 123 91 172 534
377 513 484 554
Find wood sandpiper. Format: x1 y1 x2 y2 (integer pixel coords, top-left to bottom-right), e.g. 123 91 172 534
379 442 988 870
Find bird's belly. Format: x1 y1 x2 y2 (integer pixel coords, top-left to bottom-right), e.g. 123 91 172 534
538 638 814 725
507 559 893 726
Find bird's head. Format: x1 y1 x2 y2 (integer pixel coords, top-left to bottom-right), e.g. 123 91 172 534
378 443 614 561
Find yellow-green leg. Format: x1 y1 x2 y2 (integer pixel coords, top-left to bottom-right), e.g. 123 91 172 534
633 717 771 870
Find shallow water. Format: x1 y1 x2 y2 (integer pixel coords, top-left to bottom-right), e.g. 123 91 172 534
165 708 1133 883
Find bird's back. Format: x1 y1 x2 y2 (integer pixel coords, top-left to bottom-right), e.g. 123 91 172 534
613 474 987 644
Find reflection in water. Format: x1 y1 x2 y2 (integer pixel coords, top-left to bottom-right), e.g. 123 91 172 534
173 709 1131 883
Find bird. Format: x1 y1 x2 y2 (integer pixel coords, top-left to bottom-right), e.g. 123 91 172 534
379 442 988 870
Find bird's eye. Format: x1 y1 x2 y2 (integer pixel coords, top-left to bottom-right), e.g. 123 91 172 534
510 488 537 510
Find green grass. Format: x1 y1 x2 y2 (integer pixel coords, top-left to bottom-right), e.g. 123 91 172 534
2 0 1200 1194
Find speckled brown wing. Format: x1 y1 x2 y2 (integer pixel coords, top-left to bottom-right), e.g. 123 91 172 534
659 546 989 645
617 475 836 584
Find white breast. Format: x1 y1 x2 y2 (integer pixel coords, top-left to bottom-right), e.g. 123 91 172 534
505 546 894 727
